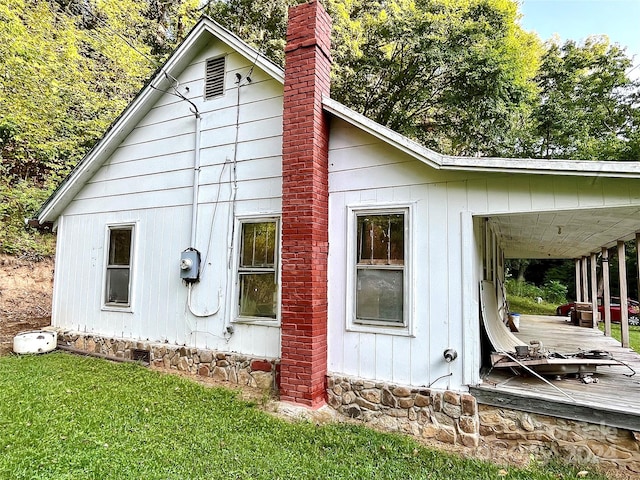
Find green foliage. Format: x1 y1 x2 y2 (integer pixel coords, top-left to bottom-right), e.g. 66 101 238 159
0 352 608 479
200 0 295 66
328 0 543 156
541 280 567 305
505 278 543 299
0 180 55 256
507 295 558 316
599 322 640 353
505 278 567 306
526 36 640 160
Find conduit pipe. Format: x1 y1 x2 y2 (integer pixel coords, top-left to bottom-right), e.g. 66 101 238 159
190 111 202 247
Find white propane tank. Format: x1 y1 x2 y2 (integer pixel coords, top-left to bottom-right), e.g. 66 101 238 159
13 330 57 354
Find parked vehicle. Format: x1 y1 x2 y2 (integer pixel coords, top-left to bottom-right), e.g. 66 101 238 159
556 297 640 325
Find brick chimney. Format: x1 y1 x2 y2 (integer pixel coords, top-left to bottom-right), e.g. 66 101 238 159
279 0 331 407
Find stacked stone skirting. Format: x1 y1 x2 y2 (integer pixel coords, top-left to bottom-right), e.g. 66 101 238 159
56 332 278 391
327 375 480 447
479 406 640 474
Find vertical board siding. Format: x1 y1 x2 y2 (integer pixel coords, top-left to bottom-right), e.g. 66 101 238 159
53 37 283 359
327 118 640 390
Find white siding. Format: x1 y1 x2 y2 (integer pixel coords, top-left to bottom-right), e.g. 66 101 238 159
327 118 640 390
52 37 282 359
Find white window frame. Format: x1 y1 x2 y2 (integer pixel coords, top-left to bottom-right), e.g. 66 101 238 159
102 222 137 312
232 215 281 325
346 204 414 336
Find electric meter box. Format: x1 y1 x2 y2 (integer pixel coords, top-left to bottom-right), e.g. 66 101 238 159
180 249 200 282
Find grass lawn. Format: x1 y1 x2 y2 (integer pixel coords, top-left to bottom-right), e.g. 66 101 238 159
598 322 640 353
0 352 607 480
507 296 558 316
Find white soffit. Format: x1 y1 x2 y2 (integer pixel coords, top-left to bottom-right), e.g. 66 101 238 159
490 206 640 259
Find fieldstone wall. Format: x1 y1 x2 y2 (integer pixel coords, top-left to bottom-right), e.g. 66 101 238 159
57 331 278 391
327 375 480 447
479 405 640 474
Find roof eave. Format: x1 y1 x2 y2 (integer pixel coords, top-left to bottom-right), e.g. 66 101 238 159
323 96 640 179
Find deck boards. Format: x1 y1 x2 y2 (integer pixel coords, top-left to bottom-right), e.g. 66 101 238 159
472 314 640 429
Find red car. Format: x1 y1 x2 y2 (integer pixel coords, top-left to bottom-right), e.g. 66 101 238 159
556 297 640 325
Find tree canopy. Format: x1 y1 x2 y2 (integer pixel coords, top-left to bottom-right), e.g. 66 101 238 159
1 0 639 255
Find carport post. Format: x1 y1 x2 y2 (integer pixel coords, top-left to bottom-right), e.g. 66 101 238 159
590 252 599 328
636 233 640 306
618 240 630 348
575 258 581 302
581 256 589 302
602 247 612 337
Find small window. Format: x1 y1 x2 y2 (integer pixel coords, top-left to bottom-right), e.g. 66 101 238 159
237 219 279 319
355 212 405 325
204 56 225 100
105 225 134 307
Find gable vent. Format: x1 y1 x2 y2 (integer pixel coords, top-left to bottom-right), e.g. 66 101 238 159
205 56 225 100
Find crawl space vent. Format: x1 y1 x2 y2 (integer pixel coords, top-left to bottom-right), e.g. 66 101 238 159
205 56 225 100
132 348 150 365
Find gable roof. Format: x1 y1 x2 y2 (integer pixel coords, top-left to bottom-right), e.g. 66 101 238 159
36 16 284 225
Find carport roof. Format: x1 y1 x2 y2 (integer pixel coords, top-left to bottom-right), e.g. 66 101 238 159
489 206 640 259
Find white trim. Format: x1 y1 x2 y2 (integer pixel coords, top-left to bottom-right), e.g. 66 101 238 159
345 202 415 337
231 214 282 325
460 211 480 385
101 221 139 313
50 215 64 327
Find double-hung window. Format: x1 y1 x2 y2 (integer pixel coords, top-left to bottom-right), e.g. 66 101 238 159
237 219 279 320
105 225 134 308
353 209 408 327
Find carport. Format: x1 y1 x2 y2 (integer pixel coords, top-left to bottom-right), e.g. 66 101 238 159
488 204 640 348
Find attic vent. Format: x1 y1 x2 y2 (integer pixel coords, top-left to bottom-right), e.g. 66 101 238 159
205 56 225 100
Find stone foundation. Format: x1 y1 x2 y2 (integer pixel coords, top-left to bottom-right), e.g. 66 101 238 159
479 405 640 474
326 375 480 447
57 331 278 391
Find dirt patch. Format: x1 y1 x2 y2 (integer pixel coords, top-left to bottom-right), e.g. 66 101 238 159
0 254 54 354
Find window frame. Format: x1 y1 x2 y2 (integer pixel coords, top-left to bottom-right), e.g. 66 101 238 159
102 222 137 312
233 216 281 325
346 204 414 336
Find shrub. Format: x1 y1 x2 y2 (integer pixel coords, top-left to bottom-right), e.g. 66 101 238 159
542 280 567 304
505 279 543 299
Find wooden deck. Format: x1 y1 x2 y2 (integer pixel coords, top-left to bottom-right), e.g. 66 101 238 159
471 314 640 430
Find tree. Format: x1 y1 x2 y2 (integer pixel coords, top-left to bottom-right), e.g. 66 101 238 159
199 0 296 66
0 0 160 254
527 36 640 161
327 0 543 156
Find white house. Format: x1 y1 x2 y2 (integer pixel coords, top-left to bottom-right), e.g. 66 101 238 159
35 0 640 442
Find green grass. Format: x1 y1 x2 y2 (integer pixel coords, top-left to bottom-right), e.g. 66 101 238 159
598 322 640 353
507 295 559 316
0 353 608 480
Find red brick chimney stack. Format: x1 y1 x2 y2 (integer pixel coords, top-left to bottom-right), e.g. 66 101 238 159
279 0 332 407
